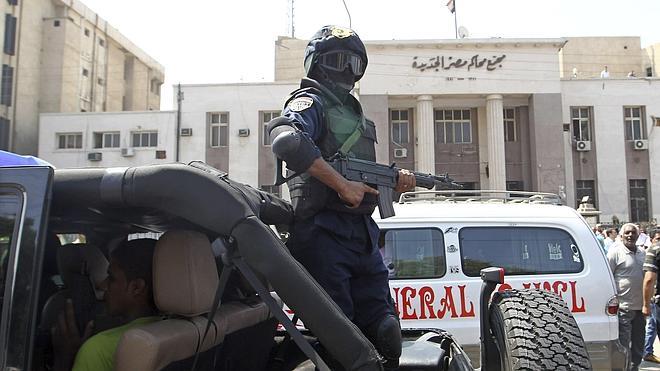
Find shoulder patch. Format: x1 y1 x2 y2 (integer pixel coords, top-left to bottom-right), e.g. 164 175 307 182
288 97 314 112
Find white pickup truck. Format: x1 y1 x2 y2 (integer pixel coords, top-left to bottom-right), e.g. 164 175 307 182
376 190 626 370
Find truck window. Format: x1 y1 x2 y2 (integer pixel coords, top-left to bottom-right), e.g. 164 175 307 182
460 227 584 277
380 228 446 279
0 191 23 309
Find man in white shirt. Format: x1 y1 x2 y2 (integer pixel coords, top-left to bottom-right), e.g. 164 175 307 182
604 228 617 252
600 66 610 78
608 223 645 371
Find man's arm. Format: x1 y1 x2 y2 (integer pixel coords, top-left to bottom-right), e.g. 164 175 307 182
643 271 656 316
643 245 660 316
606 249 617 277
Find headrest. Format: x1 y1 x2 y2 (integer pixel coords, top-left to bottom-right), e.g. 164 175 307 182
57 243 109 300
153 230 218 317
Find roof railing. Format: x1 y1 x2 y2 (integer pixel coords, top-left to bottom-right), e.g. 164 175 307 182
398 190 563 205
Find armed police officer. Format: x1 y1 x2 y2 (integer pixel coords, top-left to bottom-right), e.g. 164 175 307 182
268 25 415 369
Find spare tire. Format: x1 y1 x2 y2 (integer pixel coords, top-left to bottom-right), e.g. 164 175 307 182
489 289 592 370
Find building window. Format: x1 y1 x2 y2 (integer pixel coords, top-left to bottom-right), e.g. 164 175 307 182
571 107 591 142
97 78 104 86
260 184 281 198
390 109 410 145
131 131 158 148
4 14 16 56
93 132 120 148
629 179 649 223
575 180 596 208
624 106 646 140
57 133 83 149
506 181 524 191
1 65 13 106
0 117 9 150
150 79 160 95
647 67 653 77
261 111 280 146
82 68 89 77
503 108 516 142
7 0 18 5
53 20 60 27
434 109 472 144
208 112 229 147
84 28 90 37
98 38 105 47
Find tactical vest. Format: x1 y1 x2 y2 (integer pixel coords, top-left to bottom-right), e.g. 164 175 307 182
286 85 378 221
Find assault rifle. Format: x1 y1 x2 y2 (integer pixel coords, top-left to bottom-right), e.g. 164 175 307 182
328 154 462 219
274 154 461 219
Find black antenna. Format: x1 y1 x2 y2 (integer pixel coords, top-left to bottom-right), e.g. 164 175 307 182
176 83 183 162
341 0 352 28
290 0 295 38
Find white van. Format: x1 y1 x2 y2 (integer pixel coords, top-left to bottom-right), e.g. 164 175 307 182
376 190 626 370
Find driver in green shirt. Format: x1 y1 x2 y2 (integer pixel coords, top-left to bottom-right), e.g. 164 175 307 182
52 238 160 371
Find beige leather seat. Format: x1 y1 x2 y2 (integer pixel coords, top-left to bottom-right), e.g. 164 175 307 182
114 230 272 371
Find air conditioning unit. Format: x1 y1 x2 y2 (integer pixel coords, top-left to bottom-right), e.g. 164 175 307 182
180 128 193 136
393 148 408 158
633 139 649 150
575 140 591 152
121 148 135 157
87 152 102 161
238 128 250 137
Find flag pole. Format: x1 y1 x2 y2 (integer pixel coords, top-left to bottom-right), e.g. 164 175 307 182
454 0 458 39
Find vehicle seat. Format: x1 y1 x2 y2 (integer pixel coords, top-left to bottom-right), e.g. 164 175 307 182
39 243 111 334
115 230 274 371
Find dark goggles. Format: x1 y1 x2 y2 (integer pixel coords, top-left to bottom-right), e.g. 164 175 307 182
317 51 364 75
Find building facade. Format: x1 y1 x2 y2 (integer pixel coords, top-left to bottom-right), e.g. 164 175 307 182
39 110 176 168
38 35 660 225
1 0 164 155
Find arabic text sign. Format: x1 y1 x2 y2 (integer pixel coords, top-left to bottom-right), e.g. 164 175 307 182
412 54 506 72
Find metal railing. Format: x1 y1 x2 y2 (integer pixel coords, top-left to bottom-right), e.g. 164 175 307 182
398 189 563 205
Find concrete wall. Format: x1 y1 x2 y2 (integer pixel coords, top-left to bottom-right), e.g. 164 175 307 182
645 43 660 77
12 0 53 154
560 37 642 79
528 93 565 194
561 79 660 223
105 40 126 111
360 94 390 164
362 39 563 96
38 110 176 168
273 36 307 82
179 82 297 186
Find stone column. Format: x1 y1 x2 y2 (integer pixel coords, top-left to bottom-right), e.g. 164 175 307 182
415 95 435 174
486 94 506 190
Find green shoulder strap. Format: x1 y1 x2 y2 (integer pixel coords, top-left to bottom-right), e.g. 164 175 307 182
338 114 366 155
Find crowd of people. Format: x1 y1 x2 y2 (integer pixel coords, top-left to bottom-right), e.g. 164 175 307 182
604 224 660 370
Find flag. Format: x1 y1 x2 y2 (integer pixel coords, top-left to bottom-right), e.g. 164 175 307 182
447 0 455 13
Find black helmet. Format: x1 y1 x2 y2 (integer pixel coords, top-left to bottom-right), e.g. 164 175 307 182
304 25 368 82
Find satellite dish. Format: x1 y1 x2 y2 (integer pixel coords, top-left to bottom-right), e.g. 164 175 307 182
458 26 469 39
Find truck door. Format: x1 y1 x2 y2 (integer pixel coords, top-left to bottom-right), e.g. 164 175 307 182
0 166 53 371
